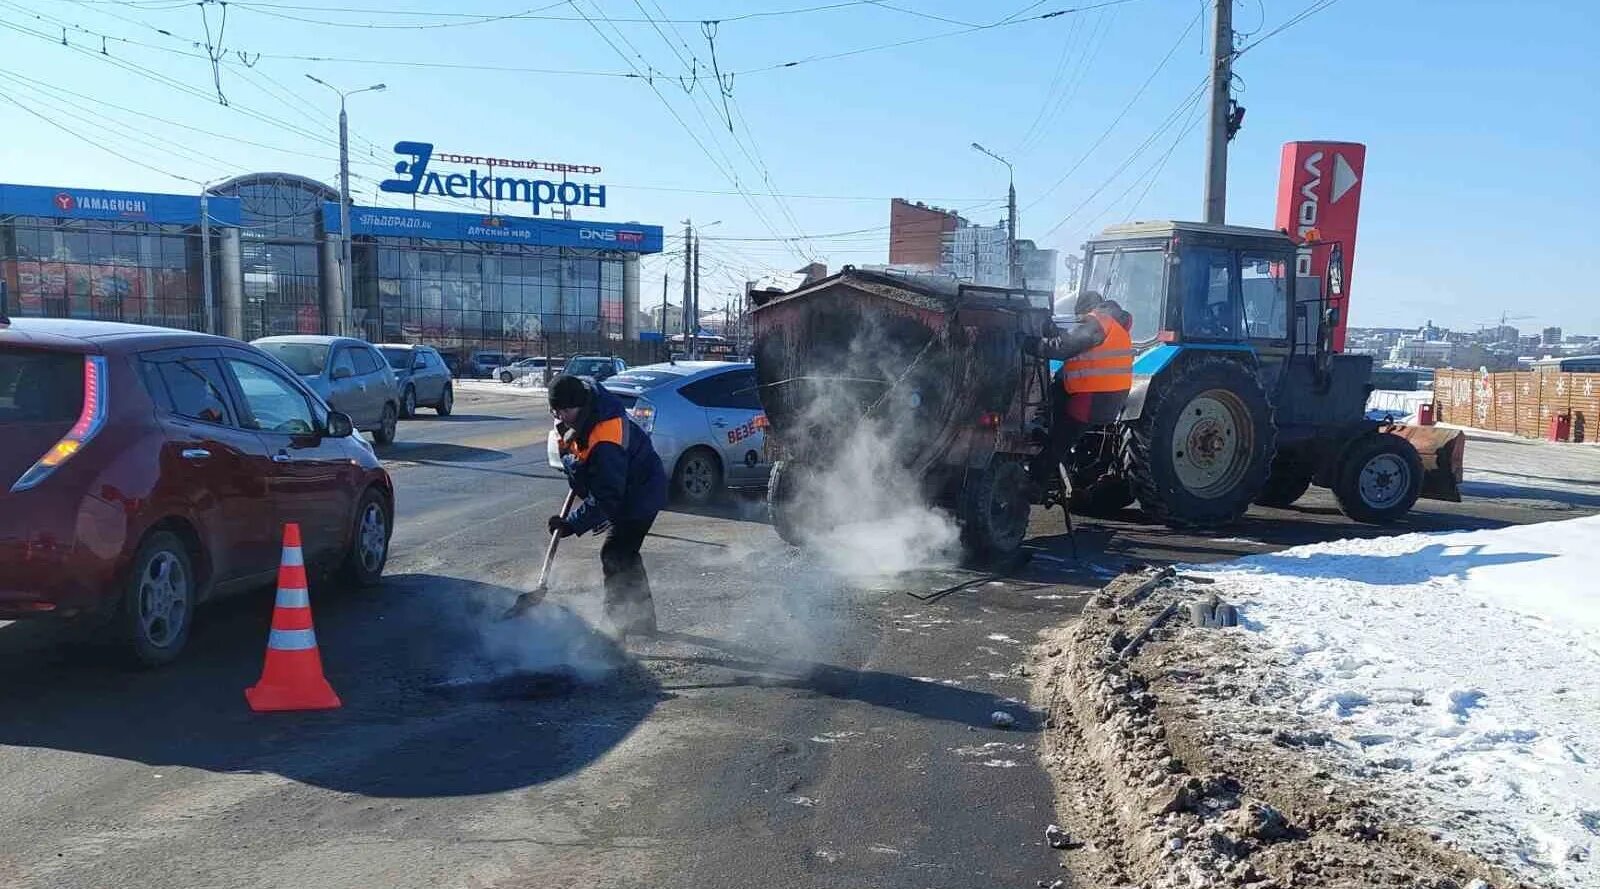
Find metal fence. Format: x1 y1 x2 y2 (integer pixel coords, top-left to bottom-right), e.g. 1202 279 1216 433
1433 368 1600 442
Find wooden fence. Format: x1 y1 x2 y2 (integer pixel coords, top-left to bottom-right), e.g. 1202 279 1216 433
1433 368 1600 442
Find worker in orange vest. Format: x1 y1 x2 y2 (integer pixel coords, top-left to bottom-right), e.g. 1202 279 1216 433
1023 290 1135 486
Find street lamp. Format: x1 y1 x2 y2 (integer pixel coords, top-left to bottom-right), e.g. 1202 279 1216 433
306 75 385 336
971 141 1019 288
197 175 234 336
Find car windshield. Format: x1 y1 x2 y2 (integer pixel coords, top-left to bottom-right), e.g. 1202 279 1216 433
1084 246 1166 343
256 342 330 376
605 369 683 390
0 348 82 424
379 347 412 370
565 358 612 377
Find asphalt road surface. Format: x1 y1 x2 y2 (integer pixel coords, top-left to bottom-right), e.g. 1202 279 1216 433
4 388 1597 889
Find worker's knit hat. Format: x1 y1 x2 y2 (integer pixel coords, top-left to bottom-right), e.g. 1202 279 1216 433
548 375 592 410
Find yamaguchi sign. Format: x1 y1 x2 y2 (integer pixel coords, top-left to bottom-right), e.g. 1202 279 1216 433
379 141 606 216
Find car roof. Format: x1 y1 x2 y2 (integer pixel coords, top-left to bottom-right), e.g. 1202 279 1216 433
252 335 369 347
376 342 427 350
620 360 749 378
0 317 234 354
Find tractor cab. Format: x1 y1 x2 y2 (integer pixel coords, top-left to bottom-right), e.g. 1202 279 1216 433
1058 220 1461 530
1079 221 1303 378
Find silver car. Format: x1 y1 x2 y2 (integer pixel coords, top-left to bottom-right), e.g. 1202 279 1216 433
252 336 402 444
547 361 771 505
493 356 556 384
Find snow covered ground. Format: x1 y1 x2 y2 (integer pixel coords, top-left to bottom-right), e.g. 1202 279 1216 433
1191 516 1600 888
455 378 547 397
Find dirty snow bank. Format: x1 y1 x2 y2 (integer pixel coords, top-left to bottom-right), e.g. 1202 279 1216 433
1032 571 1510 889
1191 515 1600 888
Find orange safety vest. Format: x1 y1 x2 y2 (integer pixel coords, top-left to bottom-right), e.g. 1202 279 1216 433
1063 310 1134 394
561 415 625 463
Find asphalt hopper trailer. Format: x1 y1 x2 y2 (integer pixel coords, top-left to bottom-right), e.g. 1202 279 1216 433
752 268 1053 559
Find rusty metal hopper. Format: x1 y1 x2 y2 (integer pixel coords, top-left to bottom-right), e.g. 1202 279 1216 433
751 269 1047 474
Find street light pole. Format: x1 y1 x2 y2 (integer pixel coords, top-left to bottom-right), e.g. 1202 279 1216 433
307 75 385 336
971 142 1019 289
196 175 235 336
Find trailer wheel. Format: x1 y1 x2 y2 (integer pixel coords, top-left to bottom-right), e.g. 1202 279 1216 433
1070 475 1136 517
766 460 808 546
1126 356 1276 528
1332 433 1422 524
1255 456 1315 508
958 457 1032 558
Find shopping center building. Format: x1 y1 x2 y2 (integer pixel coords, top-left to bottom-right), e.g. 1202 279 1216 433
0 172 664 362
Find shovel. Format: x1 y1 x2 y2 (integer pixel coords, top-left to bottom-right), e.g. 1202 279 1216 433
501 490 578 620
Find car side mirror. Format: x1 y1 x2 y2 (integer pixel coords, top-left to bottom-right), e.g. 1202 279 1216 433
332 365 353 380
325 411 355 438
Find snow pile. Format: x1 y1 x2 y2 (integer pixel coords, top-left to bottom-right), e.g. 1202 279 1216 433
1192 516 1600 887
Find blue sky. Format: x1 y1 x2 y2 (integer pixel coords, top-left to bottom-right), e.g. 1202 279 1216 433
1 0 1596 333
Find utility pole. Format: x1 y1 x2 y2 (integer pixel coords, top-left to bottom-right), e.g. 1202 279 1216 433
307 76 385 335
692 232 702 359
1202 0 1233 224
660 271 669 335
199 189 214 334
1007 178 1019 288
681 221 692 354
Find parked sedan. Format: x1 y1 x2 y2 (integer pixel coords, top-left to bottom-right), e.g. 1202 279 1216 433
548 361 770 505
493 356 556 384
1 318 393 666
378 343 454 418
252 336 401 444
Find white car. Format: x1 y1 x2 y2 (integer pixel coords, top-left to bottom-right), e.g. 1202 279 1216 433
493 357 556 384
547 361 770 505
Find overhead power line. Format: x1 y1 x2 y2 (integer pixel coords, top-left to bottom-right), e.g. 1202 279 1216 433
1040 78 1209 238
1024 5 1203 211
1234 0 1346 58
28 0 1144 81
0 90 199 184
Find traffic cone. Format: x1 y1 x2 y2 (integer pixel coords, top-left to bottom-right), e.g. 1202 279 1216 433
245 523 342 712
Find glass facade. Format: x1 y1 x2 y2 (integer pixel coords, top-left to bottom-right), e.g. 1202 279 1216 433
2 178 657 359
0 216 206 329
353 238 627 354
215 175 334 340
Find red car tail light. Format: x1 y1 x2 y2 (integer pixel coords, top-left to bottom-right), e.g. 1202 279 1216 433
11 355 108 493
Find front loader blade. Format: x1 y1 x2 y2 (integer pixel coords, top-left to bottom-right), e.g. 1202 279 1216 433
1388 424 1466 502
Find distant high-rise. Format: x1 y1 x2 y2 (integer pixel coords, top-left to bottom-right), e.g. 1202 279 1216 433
1543 326 1563 345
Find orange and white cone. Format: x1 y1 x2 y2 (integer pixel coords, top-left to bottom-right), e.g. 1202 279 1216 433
245 523 342 712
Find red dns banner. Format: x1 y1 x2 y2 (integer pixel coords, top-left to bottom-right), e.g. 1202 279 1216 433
1273 141 1366 353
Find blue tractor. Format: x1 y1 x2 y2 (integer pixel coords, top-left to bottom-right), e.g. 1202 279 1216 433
1051 221 1463 528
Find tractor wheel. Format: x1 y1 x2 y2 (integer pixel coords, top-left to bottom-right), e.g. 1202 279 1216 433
1070 474 1136 517
1126 356 1276 528
1331 433 1423 524
958 457 1032 559
1255 456 1315 508
766 460 808 546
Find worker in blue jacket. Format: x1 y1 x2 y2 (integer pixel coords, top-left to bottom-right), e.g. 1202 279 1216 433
548 374 669 637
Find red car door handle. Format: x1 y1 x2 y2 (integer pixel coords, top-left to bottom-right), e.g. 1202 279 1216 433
272 452 292 463
181 448 211 460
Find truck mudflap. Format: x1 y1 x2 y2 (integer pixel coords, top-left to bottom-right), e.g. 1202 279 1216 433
1387 423 1465 502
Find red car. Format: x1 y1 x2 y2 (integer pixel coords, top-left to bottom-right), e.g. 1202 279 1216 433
0 317 394 666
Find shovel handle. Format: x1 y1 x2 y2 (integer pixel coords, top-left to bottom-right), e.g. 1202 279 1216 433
534 490 579 589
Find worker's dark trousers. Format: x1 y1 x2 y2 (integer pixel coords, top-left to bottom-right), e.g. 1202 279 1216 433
1034 387 1094 482
600 516 656 631
1036 385 1128 483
